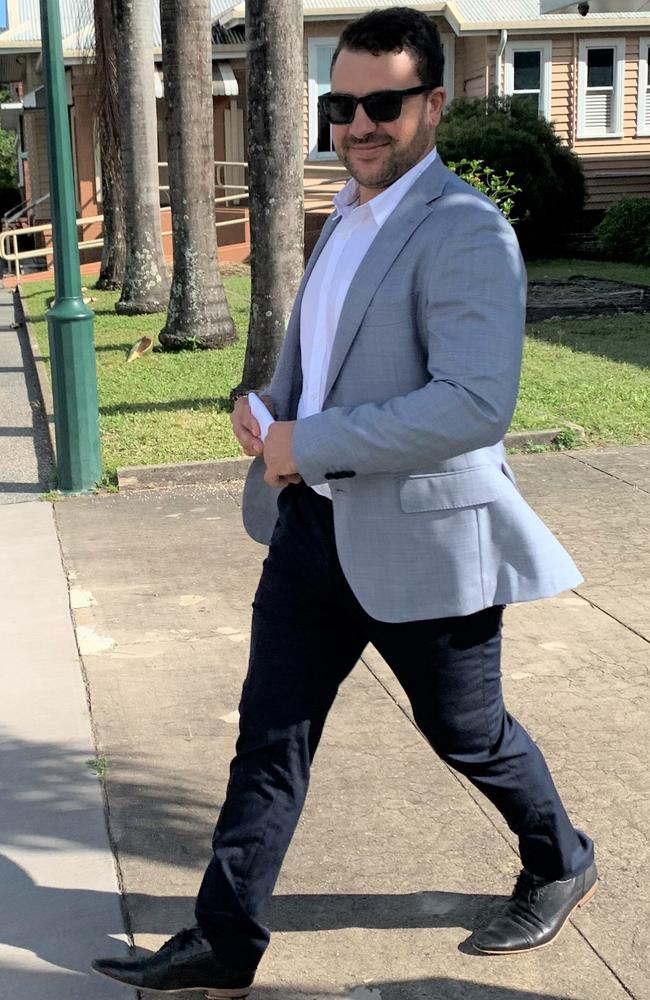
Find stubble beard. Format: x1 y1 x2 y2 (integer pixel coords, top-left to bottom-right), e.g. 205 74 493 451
338 119 433 192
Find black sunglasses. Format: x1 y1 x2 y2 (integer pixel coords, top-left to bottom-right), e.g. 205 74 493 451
318 85 435 125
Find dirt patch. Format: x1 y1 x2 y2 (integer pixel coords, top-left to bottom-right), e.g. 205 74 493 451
527 275 650 322
219 261 250 277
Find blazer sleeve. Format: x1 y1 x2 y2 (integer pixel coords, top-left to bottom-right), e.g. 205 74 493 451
291 205 526 484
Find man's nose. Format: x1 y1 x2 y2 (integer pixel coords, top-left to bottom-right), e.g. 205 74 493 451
348 101 376 137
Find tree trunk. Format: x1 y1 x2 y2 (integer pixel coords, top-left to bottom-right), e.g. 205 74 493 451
158 0 235 350
112 0 169 314
93 0 125 289
96 153 126 289
236 0 304 392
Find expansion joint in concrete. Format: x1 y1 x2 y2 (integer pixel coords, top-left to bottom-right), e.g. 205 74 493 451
358 645 634 996
564 451 650 497
571 589 650 647
51 501 136 952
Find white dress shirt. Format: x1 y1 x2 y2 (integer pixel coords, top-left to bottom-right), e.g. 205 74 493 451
297 145 438 497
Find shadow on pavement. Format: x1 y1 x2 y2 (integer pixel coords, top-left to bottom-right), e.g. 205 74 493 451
251 985 582 1000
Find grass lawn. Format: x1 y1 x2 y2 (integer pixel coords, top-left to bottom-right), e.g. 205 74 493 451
22 257 650 479
526 257 650 286
23 277 250 478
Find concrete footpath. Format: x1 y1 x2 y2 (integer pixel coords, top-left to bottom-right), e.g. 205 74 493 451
1 290 649 998
19 446 646 1000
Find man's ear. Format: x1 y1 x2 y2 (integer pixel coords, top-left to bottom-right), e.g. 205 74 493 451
428 87 446 127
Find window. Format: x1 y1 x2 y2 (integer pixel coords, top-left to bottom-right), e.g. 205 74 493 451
637 38 650 137
504 41 552 119
308 37 338 160
307 33 455 161
578 38 625 139
440 34 456 107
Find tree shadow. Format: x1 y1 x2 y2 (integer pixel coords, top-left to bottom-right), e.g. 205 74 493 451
94 342 135 354
99 396 233 416
527 313 650 370
0 730 516 991
0 731 219 874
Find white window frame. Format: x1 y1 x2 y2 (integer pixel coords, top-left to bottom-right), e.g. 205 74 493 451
504 40 552 120
577 37 625 140
308 36 339 161
440 33 455 106
308 34 456 161
637 37 650 137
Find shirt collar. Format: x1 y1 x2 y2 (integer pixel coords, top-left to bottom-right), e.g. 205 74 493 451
332 145 437 226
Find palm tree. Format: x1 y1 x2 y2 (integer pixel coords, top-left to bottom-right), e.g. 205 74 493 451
112 0 169 314
158 0 235 349
236 0 304 391
93 0 124 290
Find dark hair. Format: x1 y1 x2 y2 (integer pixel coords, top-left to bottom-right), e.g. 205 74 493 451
331 7 444 89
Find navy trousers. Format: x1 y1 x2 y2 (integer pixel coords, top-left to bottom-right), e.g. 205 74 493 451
195 483 594 969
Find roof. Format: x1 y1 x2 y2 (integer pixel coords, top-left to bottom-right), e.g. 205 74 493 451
0 0 240 53
1 0 649 54
451 0 650 23
218 0 650 32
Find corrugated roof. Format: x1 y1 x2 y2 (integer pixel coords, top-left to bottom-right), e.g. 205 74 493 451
2 0 649 51
0 0 240 51
301 0 441 8
452 0 650 21
224 0 650 26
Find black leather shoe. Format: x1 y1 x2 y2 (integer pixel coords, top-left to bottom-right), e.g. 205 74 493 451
92 926 255 997
471 861 598 954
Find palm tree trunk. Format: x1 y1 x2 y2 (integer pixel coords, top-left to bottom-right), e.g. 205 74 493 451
158 0 235 350
236 0 304 391
93 0 124 289
112 0 169 314
97 152 125 289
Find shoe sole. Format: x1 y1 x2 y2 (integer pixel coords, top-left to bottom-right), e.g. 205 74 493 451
471 878 598 956
93 966 251 998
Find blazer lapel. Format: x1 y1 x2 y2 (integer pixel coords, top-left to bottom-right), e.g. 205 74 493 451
322 157 451 404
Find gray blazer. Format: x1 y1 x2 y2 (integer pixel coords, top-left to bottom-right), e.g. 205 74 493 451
242 156 582 622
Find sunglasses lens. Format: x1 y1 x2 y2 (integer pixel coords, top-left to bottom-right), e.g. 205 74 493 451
322 95 355 124
364 93 402 123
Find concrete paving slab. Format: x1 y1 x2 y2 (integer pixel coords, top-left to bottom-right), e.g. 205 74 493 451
567 446 650 493
0 500 132 999
0 289 53 503
52 468 649 1000
512 449 650 641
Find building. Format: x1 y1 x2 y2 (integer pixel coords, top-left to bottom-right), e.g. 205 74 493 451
0 0 649 270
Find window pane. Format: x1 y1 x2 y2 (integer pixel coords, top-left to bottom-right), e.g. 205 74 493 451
315 44 337 153
317 45 336 96
317 105 334 153
512 92 540 114
587 48 614 88
514 50 541 91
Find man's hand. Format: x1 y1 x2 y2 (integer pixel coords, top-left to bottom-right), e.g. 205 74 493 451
263 421 301 488
231 395 275 457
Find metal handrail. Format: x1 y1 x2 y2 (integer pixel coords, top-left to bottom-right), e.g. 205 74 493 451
2 191 51 227
1 162 347 276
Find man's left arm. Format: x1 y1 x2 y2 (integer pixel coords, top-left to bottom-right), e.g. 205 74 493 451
282 209 526 485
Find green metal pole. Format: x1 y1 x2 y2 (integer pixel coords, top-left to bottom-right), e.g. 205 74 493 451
40 0 101 492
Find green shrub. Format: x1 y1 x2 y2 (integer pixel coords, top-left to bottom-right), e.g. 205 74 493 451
597 198 650 263
438 95 586 255
447 158 521 222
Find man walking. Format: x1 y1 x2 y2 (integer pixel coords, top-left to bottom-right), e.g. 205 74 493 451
94 7 596 996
